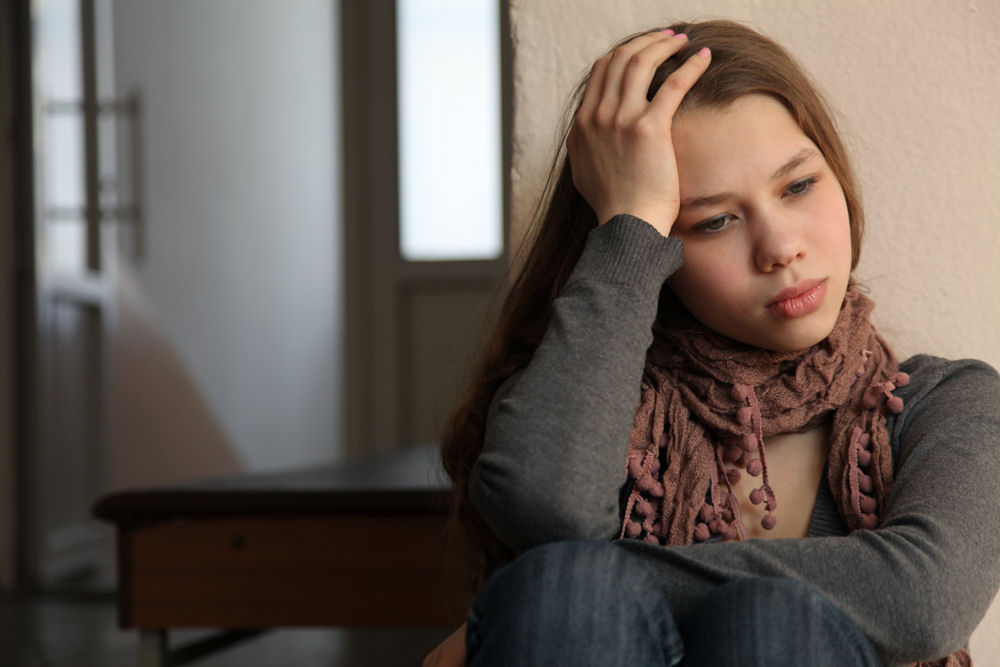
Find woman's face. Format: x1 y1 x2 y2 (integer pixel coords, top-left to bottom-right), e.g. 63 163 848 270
668 94 853 352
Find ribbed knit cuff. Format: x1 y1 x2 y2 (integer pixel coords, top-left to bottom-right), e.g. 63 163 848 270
569 214 684 292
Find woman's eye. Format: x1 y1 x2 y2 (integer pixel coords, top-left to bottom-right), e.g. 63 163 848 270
785 176 816 196
695 214 736 234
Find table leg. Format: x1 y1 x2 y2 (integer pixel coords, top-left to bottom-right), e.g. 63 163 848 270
137 630 167 667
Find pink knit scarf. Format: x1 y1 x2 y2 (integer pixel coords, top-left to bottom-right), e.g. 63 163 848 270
621 286 904 543
619 286 971 667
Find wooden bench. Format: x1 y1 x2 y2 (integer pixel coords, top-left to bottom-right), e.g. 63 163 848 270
93 445 461 666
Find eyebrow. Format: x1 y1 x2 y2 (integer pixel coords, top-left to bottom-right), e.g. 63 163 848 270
678 148 822 211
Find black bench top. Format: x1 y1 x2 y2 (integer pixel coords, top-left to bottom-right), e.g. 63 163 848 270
93 444 451 522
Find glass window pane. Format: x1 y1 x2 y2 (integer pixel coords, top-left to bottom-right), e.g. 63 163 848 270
397 0 502 261
34 0 88 274
48 221 87 275
42 114 85 211
36 0 82 100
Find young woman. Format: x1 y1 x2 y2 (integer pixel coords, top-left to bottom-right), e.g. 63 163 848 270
425 20 1000 667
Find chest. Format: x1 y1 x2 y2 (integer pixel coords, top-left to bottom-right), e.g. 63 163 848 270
723 425 830 540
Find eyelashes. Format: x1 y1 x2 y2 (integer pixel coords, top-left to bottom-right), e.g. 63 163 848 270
695 213 736 234
691 175 819 235
785 176 817 196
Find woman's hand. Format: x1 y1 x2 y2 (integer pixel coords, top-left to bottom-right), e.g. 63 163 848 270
567 31 711 236
422 623 467 667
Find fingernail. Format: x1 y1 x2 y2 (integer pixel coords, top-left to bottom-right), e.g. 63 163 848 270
675 33 688 40
698 47 711 58
661 29 674 36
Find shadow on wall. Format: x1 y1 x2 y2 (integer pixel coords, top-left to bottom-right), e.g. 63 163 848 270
110 255 244 491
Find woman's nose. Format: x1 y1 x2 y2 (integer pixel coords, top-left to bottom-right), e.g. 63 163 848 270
753 214 806 272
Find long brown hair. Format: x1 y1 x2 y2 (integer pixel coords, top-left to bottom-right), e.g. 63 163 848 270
439 19 866 600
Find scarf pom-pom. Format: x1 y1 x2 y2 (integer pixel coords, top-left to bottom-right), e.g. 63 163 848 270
747 459 763 476
749 488 765 505
736 406 753 426
858 472 873 493
859 495 878 513
857 448 872 466
741 433 758 452
761 514 777 530
694 523 710 541
731 383 751 401
859 513 878 530
627 457 644 477
700 504 716 521
625 520 642 538
635 499 654 516
887 395 904 414
894 372 910 387
636 473 654 492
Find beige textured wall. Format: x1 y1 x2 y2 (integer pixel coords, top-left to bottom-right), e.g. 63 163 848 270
509 0 1000 659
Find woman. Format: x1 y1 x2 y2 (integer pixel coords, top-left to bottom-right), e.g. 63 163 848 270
426 20 1000 666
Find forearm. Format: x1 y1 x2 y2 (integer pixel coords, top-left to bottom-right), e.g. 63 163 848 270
469 215 682 552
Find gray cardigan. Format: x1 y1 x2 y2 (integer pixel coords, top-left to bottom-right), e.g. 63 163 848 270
469 215 1000 665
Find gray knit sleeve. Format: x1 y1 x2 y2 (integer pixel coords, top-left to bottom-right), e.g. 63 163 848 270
615 356 1000 666
468 214 683 552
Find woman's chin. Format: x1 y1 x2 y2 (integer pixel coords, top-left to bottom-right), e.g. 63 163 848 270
726 318 838 353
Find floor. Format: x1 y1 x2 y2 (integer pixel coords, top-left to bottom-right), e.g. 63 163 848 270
0 588 450 667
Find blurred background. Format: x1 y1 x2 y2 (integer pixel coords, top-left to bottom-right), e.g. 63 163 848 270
2 0 507 663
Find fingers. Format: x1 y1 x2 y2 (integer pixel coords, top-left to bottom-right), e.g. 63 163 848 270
648 46 712 118
578 31 701 128
598 32 673 114
578 31 676 124
616 34 694 117
576 55 609 122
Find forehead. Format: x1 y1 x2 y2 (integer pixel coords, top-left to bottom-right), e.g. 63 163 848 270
672 95 819 189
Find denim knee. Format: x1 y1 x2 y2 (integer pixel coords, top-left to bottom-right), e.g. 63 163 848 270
467 540 682 667
683 577 880 667
471 540 666 630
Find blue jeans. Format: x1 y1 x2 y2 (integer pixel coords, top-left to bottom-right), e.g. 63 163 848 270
465 541 881 666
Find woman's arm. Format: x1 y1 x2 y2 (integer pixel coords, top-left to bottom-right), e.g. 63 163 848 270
614 356 1000 665
469 30 707 553
469 216 682 552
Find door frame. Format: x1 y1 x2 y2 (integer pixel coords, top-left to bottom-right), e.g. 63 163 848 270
340 0 513 457
2 0 35 590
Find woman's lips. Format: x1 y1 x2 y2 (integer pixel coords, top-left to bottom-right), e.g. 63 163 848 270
766 279 827 319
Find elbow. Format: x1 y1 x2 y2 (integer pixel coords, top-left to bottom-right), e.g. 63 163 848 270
869 527 990 662
865 585 971 663
894 621 969 664
469 458 618 553
895 615 965 663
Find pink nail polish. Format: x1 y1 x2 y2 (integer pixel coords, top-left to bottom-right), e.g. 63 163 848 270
661 29 674 36
698 47 711 58
675 33 688 40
